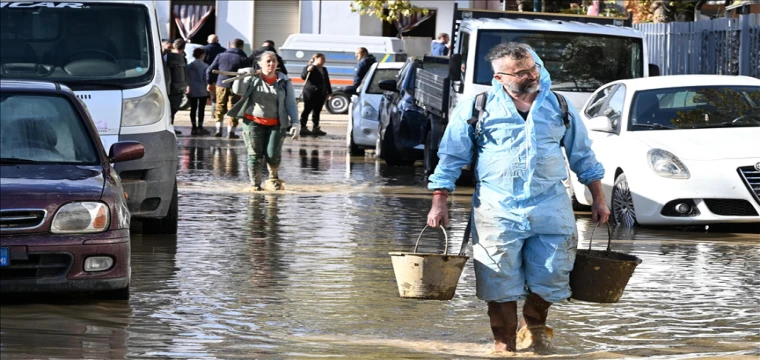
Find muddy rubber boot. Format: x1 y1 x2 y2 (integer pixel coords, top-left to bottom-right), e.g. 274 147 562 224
517 293 556 354
249 163 263 191
487 301 518 353
264 164 285 191
311 126 327 136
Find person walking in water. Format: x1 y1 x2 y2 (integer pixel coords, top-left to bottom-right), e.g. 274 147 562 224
299 53 332 137
207 38 250 139
228 51 300 191
187 47 211 136
426 43 610 354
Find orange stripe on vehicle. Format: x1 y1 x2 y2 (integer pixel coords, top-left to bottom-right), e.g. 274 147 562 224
291 78 353 85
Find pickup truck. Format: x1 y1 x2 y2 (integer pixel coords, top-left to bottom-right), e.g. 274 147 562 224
382 6 660 189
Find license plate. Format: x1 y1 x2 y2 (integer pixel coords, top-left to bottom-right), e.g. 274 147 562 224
0 247 8 267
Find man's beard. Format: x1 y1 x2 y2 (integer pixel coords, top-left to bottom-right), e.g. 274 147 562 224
505 77 540 94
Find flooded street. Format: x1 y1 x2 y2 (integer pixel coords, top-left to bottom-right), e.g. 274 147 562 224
2 136 759 359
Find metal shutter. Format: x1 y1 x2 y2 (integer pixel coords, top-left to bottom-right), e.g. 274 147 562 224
253 0 300 50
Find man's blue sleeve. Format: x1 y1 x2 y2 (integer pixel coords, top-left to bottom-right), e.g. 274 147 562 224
427 97 477 192
562 105 604 185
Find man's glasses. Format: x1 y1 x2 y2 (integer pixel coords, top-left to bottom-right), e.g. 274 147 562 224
496 63 541 79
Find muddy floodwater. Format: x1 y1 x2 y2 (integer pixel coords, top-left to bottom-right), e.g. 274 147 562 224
2 138 759 359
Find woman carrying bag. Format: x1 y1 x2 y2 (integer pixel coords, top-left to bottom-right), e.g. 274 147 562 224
227 51 301 191
299 53 332 137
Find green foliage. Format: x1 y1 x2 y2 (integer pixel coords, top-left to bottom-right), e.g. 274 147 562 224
350 0 429 23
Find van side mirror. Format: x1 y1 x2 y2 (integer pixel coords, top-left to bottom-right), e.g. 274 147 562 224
109 141 145 163
449 54 462 82
587 116 614 132
378 79 398 92
648 63 660 77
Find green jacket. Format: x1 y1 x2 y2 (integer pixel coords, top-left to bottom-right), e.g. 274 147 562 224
227 72 299 130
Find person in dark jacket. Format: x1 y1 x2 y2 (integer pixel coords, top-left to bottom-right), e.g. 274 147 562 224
251 40 287 75
351 47 376 91
165 38 188 135
299 53 332 137
187 47 210 136
207 38 251 139
203 34 225 65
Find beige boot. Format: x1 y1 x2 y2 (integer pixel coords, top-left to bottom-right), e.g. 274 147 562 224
516 325 555 355
264 164 285 190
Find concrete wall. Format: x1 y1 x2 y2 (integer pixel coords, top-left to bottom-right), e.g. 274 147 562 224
217 0 254 54
156 1 171 40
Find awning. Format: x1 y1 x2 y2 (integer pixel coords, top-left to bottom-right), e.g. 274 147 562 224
173 4 214 40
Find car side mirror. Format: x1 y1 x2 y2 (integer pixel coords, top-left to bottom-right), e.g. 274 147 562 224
648 63 660 77
109 141 145 163
587 116 614 132
378 79 398 93
449 54 462 82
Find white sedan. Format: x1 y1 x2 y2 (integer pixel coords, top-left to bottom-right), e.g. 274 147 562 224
567 75 760 226
347 62 403 155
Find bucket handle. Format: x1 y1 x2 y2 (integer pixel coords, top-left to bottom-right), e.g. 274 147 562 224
588 222 613 254
414 226 450 255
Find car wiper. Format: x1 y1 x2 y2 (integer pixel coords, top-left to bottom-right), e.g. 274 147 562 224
632 123 673 130
0 157 41 164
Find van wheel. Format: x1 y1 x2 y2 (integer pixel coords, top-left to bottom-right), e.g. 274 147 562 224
142 181 178 235
98 286 130 301
383 125 414 167
327 94 349 114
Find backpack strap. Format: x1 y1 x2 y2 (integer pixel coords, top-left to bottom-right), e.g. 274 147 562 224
552 90 571 129
467 91 488 125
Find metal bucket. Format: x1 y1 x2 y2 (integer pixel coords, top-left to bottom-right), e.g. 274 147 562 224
389 226 469 301
570 223 643 303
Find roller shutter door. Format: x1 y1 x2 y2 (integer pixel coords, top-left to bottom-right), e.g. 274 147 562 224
254 0 299 50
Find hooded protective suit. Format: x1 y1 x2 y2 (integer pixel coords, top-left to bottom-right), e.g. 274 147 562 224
427 50 604 304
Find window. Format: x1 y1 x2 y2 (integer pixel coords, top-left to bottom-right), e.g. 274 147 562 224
629 86 760 130
473 30 644 91
0 3 154 88
0 93 98 164
459 31 471 89
585 85 615 118
366 69 401 95
602 85 626 130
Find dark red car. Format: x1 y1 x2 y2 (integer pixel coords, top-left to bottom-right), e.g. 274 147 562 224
0 80 145 300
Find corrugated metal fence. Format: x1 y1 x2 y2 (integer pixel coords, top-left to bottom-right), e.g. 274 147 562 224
635 14 760 78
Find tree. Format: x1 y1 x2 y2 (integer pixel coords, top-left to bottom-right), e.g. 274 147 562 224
625 0 693 23
350 0 429 23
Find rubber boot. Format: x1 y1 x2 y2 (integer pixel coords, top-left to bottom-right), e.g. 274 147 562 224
264 163 285 191
249 162 263 191
517 293 556 355
311 126 327 136
487 301 518 353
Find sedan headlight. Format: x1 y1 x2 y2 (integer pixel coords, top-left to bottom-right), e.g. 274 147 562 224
121 86 164 127
51 202 110 234
361 101 378 120
647 149 690 179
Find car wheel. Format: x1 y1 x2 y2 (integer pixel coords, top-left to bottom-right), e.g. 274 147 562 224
327 94 349 114
375 123 384 159
142 181 178 235
382 125 414 167
98 285 130 301
179 94 190 110
572 195 592 211
347 118 364 156
612 173 637 227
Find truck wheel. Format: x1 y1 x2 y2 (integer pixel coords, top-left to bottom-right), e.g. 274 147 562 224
382 125 414 167
142 181 178 235
97 285 130 301
327 94 349 114
423 130 439 178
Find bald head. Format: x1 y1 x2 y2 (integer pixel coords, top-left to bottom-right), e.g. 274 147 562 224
207 34 218 44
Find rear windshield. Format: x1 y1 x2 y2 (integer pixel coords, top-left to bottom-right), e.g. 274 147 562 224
0 2 154 89
629 86 760 130
0 92 99 164
367 69 400 95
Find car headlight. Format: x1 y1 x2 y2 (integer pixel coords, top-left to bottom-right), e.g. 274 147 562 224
121 86 164 127
51 202 110 234
647 149 690 179
361 101 378 120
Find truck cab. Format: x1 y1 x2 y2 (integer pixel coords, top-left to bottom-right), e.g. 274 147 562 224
414 7 657 179
0 0 179 234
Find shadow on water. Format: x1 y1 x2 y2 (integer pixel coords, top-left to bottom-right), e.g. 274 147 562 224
2 139 759 359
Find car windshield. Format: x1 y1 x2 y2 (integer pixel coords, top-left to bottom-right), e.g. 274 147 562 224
0 92 98 164
0 2 154 89
367 69 400 95
629 85 760 130
474 30 643 91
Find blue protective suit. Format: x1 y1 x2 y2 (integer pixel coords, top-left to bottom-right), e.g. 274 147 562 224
427 51 604 303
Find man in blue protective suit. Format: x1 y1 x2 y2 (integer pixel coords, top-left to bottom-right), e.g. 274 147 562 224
426 43 610 354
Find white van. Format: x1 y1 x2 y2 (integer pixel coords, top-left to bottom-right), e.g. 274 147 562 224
0 0 178 233
279 34 406 114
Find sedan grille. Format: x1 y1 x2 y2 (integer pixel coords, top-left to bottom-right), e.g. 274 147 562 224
704 199 758 217
0 209 46 231
737 166 760 205
0 253 73 280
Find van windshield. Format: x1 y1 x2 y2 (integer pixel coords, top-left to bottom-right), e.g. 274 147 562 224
0 2 154 89
474 30 643 92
